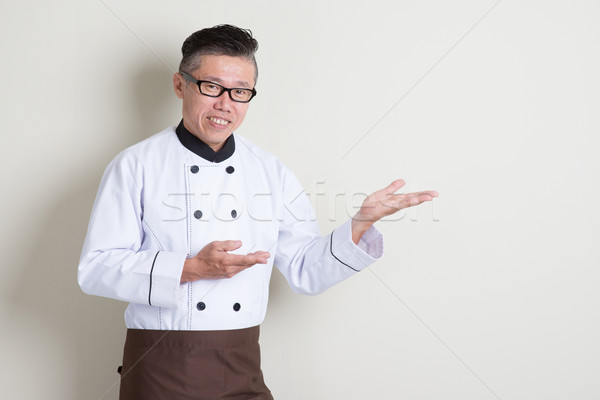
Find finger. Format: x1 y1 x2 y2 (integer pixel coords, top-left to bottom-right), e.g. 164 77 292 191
215 240 243 252
222 252 270 267
400 193 436 204
383 179 405 194
413 191 438 202
413 190 438 198
390 190 437 202
247 251 271 258
391 192 434 208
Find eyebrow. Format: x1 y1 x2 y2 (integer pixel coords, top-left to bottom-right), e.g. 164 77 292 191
202 75 253 88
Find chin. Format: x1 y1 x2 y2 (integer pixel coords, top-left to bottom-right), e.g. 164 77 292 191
205 131 232 146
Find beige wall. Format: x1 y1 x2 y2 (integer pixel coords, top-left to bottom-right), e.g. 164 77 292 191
2 1 599 398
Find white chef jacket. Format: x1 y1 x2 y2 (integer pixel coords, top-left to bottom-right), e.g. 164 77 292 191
78 123 384 331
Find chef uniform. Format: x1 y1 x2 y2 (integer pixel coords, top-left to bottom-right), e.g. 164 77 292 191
78 121 384 399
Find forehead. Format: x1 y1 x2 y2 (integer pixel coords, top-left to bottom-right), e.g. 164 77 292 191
193 55 256 87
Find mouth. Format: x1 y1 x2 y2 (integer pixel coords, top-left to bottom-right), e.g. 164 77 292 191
208 117 230 126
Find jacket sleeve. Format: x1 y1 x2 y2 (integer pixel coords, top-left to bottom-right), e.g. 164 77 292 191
274 168 384 295
77 152 187 308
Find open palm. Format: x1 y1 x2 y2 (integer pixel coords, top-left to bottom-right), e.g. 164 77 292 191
351 179 438 243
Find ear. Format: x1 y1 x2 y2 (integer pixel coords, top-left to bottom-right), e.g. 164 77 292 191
173 73 184 99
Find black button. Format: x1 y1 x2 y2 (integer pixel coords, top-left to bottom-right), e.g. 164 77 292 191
196 302 206 311
226 166 235 174
233 303 241 312
194 210 203 219
231 210 237 218
190 165 199 173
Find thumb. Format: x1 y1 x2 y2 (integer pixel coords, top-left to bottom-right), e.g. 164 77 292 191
383 179 405 194
218 240 243 252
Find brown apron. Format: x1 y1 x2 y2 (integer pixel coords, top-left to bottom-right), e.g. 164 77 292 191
118 326 273 400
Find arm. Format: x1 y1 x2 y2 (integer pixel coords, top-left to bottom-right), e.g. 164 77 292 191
274 172 437 295
273 169 383 295
78 153 187 308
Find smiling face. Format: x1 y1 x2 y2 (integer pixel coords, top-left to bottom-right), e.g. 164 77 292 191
173 54 256 152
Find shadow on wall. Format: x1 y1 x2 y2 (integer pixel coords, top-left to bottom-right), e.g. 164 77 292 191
8 174 127 400
132 63 181 138
7 63 183 400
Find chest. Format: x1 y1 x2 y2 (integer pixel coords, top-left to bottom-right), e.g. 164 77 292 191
140 152 282 256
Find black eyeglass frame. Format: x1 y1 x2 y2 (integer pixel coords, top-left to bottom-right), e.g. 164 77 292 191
180 71 257 103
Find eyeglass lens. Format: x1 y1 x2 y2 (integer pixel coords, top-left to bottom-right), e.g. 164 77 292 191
199 82 253 102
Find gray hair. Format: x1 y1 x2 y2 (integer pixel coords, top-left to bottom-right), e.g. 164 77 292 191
179 24 259 83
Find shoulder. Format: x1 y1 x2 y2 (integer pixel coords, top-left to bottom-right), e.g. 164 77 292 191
98 127 178 186
116 127 177 161
106 126 178 169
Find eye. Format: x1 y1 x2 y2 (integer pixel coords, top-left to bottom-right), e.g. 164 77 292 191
232 89 252 100
200 82 222 94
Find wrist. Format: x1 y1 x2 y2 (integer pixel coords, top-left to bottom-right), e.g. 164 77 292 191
181 257 198 283
351 218 373 245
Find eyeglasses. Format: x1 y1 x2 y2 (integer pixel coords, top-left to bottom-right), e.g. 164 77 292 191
180 71 257 103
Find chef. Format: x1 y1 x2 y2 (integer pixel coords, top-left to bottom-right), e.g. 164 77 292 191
78 24 438 400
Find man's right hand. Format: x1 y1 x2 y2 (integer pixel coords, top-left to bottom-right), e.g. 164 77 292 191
180 240 271 283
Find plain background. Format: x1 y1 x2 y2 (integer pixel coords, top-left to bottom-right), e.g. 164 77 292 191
1 0 599 399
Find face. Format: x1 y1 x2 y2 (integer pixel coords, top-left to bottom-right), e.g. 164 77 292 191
173 55 256 152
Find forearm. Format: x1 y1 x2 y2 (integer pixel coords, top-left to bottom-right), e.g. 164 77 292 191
276 219 383 295
78 248 187 308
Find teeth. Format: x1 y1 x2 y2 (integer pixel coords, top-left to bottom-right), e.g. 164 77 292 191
209 117 228 126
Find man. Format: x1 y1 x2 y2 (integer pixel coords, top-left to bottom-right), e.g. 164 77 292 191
78 24 437 400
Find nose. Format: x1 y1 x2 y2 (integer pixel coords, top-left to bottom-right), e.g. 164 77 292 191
214 91 234 112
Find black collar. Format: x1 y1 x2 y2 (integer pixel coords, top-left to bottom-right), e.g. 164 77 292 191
175 120 235 163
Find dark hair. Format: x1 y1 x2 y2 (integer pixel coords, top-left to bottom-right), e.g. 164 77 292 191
179 24 259 82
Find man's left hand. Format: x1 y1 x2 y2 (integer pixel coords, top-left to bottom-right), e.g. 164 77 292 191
351 179 438 244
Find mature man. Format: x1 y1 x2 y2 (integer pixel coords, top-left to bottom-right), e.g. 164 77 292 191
78 25 437 400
